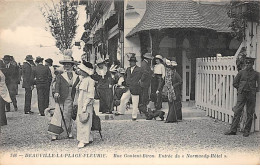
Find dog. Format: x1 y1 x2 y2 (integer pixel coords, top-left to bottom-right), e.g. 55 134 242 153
146 108 165 121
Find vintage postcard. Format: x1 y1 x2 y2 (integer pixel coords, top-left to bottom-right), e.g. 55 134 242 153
0 0 259 165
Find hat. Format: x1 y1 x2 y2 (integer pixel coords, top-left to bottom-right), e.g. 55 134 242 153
45 58 53 64
165 59 177 67
78 60 94 75
143 53 153 59
25 55 34 61
245 57 256 63
3 55 11 61
154 55 163 62
0 60 5 69
59 56 76 65
96 58 105 65
128 55 137 62
35 56 44 63
118 68 126 74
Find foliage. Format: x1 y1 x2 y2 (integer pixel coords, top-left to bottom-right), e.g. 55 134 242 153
228 1 260 41
40 0 78 53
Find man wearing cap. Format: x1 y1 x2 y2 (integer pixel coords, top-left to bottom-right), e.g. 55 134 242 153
22 55 35 114
117 54 143 120
139 53 153 116
225 57 260 137
2 55 19 112
32 56 52 116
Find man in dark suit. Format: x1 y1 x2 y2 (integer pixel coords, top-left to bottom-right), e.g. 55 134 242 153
2 55 19 112
139 53 153 115
32 56 52 116
22 55 35 114
117 54 143 120
225 57 260 137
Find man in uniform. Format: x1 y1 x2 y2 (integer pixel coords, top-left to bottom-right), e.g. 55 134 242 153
2 55 19 111
225 57 260 137
32 56 52 116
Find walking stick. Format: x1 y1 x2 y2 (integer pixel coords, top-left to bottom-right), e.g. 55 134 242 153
58 102 70 138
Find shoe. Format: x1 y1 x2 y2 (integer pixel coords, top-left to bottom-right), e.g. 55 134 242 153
114 112 123 116
106 111 113 114
224 131 236 135
51 135 57 141
132 118 137 121
68 133 73 139
243 131 250 137
39 114 45 116
25 111 30 114
78 142 86 148
14 107 18 111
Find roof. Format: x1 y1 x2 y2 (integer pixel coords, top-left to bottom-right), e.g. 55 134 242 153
126 0 232 37
199 4 232 33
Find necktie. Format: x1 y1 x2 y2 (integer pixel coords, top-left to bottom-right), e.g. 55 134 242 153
67 72 73 80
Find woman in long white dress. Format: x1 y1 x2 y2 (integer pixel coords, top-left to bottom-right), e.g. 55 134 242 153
76 61 95 148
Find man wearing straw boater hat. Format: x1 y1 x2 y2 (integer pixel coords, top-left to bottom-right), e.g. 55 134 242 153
32 56 52 116
225 57 260 137
2 55 19 112
116 53 144 121
48 55 79 141
22 55 35 114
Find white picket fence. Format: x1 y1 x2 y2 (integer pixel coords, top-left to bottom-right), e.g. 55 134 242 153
195 56 238 124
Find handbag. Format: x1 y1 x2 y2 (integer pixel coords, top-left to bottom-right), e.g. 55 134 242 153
79 112 90 123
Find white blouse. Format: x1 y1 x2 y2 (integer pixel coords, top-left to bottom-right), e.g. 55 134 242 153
154 63 165 79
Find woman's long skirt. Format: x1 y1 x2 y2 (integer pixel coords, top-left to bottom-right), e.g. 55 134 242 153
0 97 7 126
77 103 93 144
97 87 113 113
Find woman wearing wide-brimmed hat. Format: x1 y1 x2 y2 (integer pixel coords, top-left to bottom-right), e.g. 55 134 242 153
0 60 11 126
164 59 182 123
92 58 113 114
48 56 80 141
151 55 165 110
76 60 95 148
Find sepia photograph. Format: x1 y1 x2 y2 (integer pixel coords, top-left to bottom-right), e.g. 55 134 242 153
0 0 259 165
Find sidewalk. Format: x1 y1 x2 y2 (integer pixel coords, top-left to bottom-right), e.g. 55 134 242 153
0 85 259 164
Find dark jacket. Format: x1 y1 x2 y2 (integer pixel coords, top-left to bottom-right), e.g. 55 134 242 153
55 71 79 103
2 63 19 86
125 66 143 95
233 68 260 94
140 59 153 88
171 71 183 97
32 64 52 86
22 62 34 88
92 70 113 89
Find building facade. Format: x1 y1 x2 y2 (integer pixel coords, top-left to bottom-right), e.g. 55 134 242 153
81 0 124 65
124 0 241 101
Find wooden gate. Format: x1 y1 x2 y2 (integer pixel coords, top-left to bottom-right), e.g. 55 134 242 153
195 56 237 124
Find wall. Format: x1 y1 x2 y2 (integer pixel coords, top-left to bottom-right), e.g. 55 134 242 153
124 0 146 67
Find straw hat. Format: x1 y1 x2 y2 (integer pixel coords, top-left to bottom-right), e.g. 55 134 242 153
154 55 163 62
143 53 153 59
59 56 76 65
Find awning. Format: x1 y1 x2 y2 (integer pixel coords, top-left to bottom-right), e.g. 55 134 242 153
126 0 232 38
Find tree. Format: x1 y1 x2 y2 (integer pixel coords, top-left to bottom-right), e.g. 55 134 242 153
40 0 78 54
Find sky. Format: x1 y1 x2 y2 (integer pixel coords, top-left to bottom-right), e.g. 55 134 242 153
0 0 85 65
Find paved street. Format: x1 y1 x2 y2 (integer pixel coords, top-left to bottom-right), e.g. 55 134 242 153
0 85 259 164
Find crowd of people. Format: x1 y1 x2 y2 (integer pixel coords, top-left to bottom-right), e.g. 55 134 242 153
0 52 183 148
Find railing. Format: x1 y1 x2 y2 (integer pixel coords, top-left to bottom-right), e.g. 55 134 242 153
195 56 238 124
